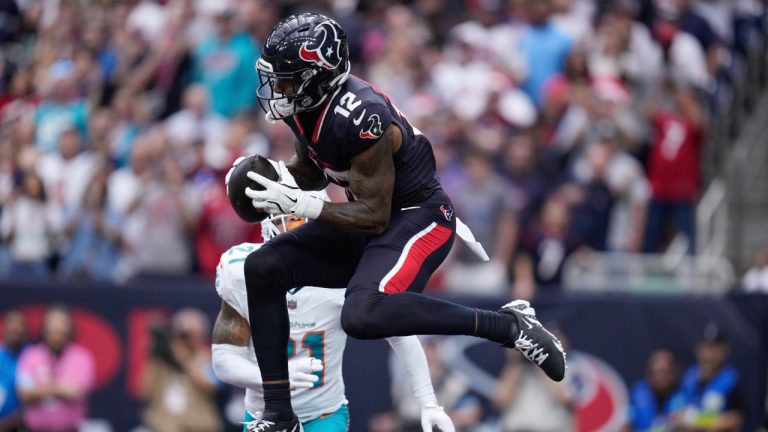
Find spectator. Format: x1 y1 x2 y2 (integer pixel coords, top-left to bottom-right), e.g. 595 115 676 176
0 310 28 431
107 133 152 218
652 14 710 91
86 107 116 166
109 89 153 169
165 84 228 171
513 195 581 299
0 0 22 43
444 148 518 297
518 0 573 107
191 0 259 118
0 67 39 125
625 349 686 431
564 144 615 252
675 323 743 431
58 172 125 282
742 249 768 293
1 171 59 280
139 308 222 432
36 127 98 211
370 337 484 432
589 5 663 89
195 170 261 277
658 0 726 76
493 329 575 431
571 132 650 252
123 144 198 277
16 305 96 432
644 75 705 254
502 131 555 228
34 60 88 154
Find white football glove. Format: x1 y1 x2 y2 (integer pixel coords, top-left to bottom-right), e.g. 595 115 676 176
288 357 323 390
421 402 455 432
244 171 325 219
225 157 296 193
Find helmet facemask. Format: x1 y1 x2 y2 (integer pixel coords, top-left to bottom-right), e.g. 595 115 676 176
261 214 308 241
256 58 349 121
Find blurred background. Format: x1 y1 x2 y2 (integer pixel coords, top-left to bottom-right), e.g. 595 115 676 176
0 0 767 431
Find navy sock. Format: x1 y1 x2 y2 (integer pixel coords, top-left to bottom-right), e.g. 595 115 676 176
262 382 293 420
474 309 517 343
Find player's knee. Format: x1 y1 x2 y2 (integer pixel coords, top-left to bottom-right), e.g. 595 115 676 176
243 246 288 294
340 291 385 339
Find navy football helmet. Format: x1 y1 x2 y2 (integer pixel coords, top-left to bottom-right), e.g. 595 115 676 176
256 13 350 120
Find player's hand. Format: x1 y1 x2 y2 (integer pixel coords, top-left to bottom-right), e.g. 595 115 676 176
265 159 298 189
245 171 324 219
287 357 323 390
420 402 455 432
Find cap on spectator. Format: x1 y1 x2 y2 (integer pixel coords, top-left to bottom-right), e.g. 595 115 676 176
700 322 728 344
48 59 75 82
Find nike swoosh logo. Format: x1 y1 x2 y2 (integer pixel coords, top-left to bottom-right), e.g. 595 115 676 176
521 315 537 330
352 109 366 125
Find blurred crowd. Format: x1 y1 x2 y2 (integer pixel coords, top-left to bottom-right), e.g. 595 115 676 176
0 305 752 432
367 322 748 432
0 0 766 298
0 305 225 432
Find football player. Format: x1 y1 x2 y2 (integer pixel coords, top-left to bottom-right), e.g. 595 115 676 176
212 209 455 432
238 13 566 431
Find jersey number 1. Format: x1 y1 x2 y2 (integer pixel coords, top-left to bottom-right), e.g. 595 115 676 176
287 331 325 388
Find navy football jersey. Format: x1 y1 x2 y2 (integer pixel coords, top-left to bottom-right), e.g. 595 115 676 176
284 76 443 210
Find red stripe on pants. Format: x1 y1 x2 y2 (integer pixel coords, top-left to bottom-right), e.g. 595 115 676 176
382 223 452 294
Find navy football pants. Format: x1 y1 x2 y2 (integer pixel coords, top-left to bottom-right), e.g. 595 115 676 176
244 197 479 383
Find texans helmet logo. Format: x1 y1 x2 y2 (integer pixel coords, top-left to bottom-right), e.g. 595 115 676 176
298 21 343 70
359 114 383 139
440 205 453 221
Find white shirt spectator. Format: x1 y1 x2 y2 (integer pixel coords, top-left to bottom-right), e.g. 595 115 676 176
165 108 228 169
107 167 143 217
1 197 59 262
669 31 711 90
552 0 596 44
36 151 97 210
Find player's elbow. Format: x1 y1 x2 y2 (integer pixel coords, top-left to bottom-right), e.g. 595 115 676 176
211 347 232 384
368 212 390 236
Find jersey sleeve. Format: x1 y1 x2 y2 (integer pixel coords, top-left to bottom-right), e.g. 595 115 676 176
216 244 261 321
342 100 393 160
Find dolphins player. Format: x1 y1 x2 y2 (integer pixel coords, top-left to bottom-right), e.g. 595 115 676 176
212 204 456 432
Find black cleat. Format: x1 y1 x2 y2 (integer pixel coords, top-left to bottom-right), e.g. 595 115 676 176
499 300 567 381
245 411 303 432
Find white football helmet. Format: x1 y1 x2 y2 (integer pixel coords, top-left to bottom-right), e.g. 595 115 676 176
261 189 330 241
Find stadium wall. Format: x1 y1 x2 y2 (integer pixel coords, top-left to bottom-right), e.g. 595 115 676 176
0 282 765 431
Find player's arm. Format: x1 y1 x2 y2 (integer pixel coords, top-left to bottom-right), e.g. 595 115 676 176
246 120 398 235
211 301 322 390
211 301 263 389
315 124 397 235
386 336 456 432
286 140 329 191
